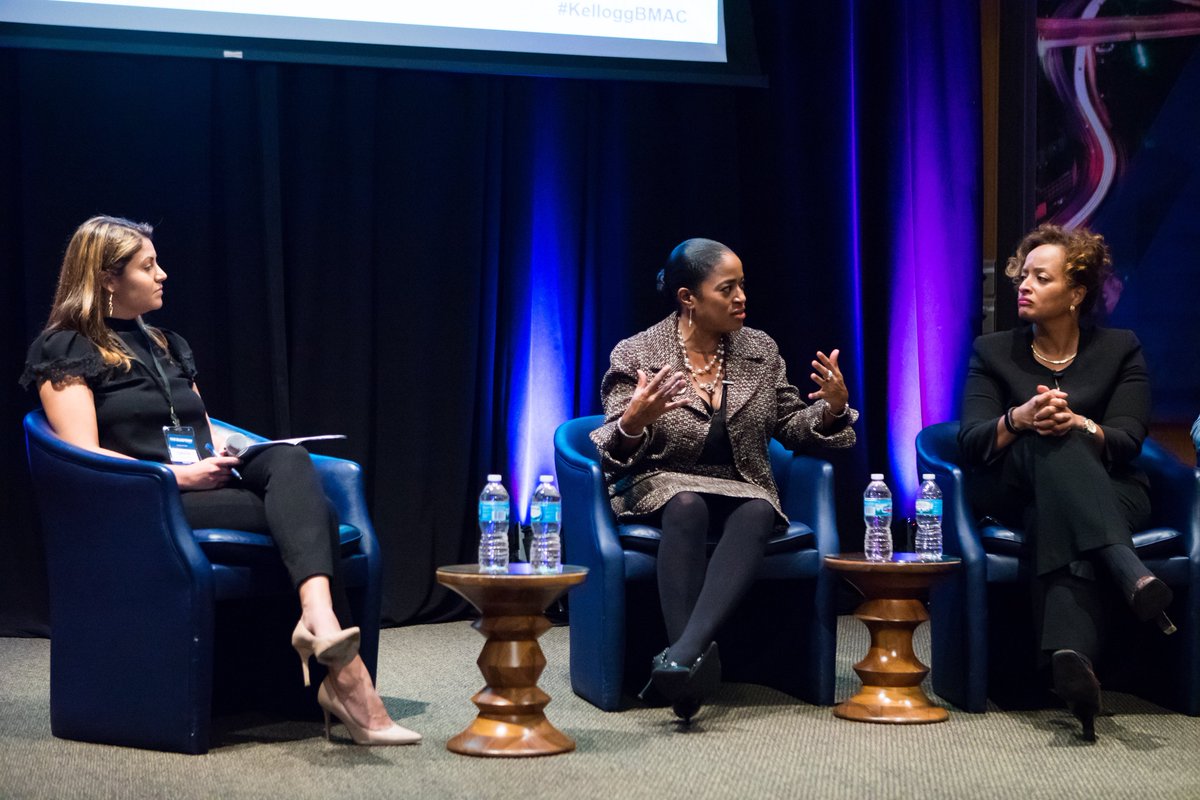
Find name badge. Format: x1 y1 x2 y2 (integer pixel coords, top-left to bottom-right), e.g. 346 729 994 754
163 426 200 465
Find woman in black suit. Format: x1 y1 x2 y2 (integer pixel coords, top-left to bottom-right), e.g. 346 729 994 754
959 224 1170 741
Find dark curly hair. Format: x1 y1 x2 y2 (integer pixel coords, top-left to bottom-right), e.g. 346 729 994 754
1004 224 1112 317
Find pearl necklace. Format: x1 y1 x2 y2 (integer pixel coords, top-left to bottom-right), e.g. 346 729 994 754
1031 343 1077 366
677 327 725 396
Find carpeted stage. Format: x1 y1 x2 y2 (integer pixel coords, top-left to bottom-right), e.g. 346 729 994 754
2 617 1198 799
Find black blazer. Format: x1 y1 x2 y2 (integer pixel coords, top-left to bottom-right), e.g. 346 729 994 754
958 325 1150 475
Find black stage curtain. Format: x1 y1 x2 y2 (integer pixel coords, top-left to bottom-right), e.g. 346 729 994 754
0 1 978 634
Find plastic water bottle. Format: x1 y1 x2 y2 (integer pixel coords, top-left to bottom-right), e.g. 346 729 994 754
478 474 510 573
529 474 562 573
915 473 943 562
863 473 893 562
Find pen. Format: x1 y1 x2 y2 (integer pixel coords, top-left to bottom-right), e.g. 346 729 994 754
205 442 242 480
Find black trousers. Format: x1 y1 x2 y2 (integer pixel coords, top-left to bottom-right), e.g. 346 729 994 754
180 444 351 624
968 431 1151 660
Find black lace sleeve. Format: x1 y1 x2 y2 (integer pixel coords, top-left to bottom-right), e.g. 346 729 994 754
19 330 107 390
161 329 199 383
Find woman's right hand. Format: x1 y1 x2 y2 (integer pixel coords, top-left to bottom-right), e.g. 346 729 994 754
619 366 689 436
168 456 241 490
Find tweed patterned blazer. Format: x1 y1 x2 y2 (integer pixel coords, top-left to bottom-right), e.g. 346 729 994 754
590 314 858 525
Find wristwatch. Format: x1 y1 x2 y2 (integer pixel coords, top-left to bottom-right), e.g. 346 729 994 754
1082 418 1097 436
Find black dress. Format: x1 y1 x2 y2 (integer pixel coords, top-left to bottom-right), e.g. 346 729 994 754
22 320 347 610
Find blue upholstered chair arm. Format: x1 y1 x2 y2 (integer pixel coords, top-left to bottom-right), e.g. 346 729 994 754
1137 440 1200 560
25 410 212 589
780 454 839 557
916 420 991 713
25 410 217 752
915 422 985 565
554 415 628 710
554 416 625 571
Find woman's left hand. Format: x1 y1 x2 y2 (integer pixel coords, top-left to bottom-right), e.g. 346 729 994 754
808 349 849 415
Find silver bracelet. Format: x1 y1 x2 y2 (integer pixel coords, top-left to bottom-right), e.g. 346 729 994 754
826 402 849 419
616 418 648 440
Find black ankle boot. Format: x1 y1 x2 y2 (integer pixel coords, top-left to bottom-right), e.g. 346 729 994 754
1130 575 1176 633
1052 649 1101 742
1099 545 1176 633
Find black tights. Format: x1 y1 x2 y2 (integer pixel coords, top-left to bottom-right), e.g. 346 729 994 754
657 492 775 665
180 444 351 624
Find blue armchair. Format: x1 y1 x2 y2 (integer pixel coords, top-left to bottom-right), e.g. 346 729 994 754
553 415 840 711
916 420 1200 714
23 410 383 753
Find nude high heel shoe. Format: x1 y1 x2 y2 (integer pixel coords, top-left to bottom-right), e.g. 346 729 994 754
317 678 421 746
291 621 362 687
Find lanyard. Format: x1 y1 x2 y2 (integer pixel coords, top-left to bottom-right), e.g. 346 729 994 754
133 319 182 428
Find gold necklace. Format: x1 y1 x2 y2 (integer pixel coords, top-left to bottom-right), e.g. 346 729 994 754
1031 343 1077 365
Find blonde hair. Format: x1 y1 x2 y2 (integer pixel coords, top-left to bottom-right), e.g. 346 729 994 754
1004 224 1113 317
44 215 166 371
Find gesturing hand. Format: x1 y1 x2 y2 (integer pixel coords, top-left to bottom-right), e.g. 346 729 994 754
808 349 849 414
620 366 689 436
168 456 242 490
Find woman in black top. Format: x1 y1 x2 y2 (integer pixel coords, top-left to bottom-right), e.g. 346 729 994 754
959 224 1169 741
22 216 418 746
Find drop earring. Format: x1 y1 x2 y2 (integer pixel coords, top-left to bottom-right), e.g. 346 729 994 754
688 307 693 328
107 291 114 317
1070 304 1076 313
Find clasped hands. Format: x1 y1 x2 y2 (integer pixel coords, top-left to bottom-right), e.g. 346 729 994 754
1011 384 1083 437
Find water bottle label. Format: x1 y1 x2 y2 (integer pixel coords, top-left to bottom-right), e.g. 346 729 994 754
915 499 942 515
540 503 560 523
530 503 542 520
864 498 892 517
478 500 509 523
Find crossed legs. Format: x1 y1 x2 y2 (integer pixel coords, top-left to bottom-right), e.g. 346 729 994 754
183 445 412 741
656 492 775 666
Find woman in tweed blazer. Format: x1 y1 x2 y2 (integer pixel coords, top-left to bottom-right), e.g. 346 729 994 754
590 238 858 721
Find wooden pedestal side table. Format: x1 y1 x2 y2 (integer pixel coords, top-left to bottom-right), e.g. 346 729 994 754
435 564 587 757
824 554 960 724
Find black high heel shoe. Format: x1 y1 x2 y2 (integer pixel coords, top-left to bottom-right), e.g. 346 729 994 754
1052 649 1101 742
1129 576 1176 634
650 642 721 723
638 649 672 707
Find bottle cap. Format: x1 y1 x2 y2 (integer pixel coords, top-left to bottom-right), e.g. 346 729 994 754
487 473 502 482
922 473 935 480
870 473 884 480
539 474 555 483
